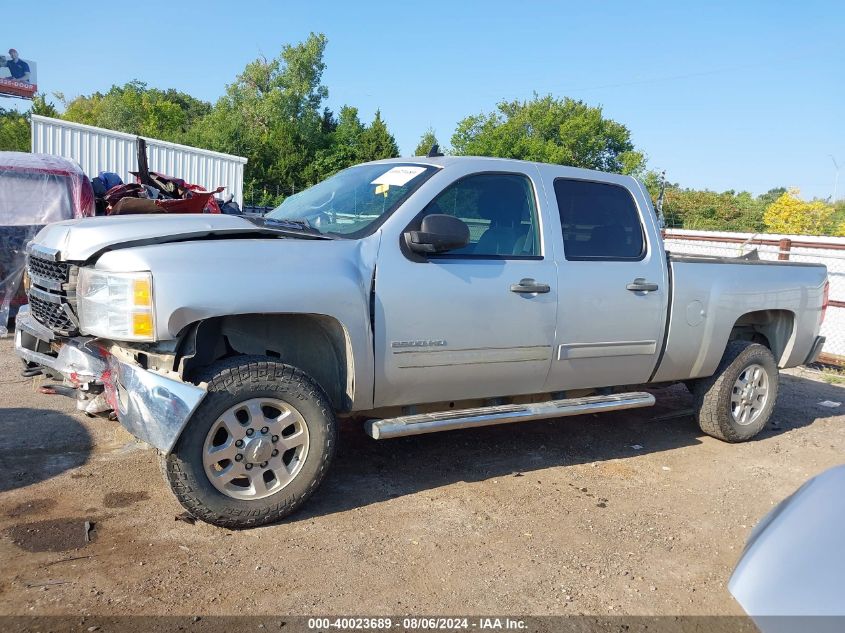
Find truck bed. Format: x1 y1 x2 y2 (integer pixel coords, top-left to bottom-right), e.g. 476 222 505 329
651 254 827 382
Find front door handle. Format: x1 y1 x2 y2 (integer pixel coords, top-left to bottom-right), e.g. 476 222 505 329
510 278 550 294
626 278 659 292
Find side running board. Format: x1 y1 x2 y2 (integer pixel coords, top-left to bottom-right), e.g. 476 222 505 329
365 392 655 440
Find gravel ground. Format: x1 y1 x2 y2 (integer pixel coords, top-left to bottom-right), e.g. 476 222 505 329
0 337 843 617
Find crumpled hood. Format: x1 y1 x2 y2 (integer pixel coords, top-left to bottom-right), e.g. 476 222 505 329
31 214 285 261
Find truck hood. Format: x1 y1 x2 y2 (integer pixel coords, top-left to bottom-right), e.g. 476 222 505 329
31 214 317 262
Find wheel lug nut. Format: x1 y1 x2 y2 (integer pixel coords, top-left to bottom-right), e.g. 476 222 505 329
271 435 279 443
261 426 269 434
245 463 253 470
260 461 268 468
271 449 279 457
235 454 243 461
246 429 254 437
235 440 244 448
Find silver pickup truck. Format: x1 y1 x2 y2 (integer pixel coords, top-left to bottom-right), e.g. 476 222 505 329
15 156 829 527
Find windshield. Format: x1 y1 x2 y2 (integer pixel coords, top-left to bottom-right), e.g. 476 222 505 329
266 163 438 237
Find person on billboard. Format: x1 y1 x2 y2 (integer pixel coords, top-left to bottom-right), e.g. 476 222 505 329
3 49 30 83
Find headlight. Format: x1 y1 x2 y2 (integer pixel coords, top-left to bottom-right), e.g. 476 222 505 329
76 269 155 341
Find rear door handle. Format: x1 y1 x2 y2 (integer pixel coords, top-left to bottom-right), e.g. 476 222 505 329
626 278 659 292
510 278 550 294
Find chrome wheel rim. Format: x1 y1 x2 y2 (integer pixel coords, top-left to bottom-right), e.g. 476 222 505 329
730 363 769 426
202 398 310 500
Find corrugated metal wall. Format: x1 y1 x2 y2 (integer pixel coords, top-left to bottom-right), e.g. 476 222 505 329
30 115 248 206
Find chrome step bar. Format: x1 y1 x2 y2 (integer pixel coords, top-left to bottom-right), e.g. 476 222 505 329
365 392 655 440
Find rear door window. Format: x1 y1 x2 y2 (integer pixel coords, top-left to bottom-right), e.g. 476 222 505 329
553 179 645 260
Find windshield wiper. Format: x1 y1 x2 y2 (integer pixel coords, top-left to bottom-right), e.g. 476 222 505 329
246 217 334 239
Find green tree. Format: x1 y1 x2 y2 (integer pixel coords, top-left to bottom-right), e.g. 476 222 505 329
0 94 60 151
188 33 332 202
31 93 59 118
757 187 788 208
763 189 835 235
358 110 399 162
414 128 439 156
307 105 366 182
831 199 845 233
61 81 210 141
451 94 644 174
0 107 29 151
659 188 768 232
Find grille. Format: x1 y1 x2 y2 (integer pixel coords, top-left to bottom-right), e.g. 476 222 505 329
28 294 77 334
28 256 70 283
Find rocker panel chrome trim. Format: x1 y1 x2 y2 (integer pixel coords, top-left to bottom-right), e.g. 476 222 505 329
365 391 655 439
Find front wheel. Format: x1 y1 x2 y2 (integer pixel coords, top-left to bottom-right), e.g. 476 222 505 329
692 341 779 442
162 357 337 528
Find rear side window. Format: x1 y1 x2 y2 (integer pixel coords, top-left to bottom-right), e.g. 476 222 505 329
553 179 645 260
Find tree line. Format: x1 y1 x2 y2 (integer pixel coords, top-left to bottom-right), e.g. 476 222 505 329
0 33 842 235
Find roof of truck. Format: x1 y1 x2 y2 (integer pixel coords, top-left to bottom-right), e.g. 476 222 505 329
363 155 641 186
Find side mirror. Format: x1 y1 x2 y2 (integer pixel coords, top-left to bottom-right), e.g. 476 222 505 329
404 214 470 255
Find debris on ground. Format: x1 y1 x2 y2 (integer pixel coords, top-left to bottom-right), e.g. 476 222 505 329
44 554 95 567
24 579 72 588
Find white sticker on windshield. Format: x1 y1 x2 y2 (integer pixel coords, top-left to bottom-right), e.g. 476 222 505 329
371 166 426 187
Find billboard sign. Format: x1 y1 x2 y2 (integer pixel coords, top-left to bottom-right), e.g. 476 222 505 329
0 48 37 99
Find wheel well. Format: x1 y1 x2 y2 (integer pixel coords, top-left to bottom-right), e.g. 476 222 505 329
728 309 794 365
176 314 353 412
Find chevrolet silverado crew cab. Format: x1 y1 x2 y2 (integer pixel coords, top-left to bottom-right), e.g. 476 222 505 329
16 156 829 528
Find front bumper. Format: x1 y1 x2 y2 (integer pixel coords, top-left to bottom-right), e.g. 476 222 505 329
15 305 206 453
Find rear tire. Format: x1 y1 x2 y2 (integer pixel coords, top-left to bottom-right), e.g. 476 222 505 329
692 341 778 442
162 356 336 528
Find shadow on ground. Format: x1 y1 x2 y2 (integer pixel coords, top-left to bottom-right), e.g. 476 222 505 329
296 374 845 521
0 407 92 493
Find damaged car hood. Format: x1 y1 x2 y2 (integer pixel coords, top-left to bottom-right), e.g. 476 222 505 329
30 214 321 262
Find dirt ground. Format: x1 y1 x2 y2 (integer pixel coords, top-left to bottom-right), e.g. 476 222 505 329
1 336 844 618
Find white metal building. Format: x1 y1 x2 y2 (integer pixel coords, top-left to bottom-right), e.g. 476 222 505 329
30 115 248 206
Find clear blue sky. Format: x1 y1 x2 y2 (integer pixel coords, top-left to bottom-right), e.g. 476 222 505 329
8 0 844 200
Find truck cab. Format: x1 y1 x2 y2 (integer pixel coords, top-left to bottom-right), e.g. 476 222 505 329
372 158 668 406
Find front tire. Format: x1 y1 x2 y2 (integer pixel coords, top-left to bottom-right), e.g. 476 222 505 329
692 341 778 442
162 356 337 528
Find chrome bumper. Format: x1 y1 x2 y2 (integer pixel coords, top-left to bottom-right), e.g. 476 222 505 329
15 306 206 454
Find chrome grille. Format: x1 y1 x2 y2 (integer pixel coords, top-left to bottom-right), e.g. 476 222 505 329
28 294 77 334
27 255 70 284
26 253 78 335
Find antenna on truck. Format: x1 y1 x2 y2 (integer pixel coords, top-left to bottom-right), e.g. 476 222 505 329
427 144 444 158
655 170 667 229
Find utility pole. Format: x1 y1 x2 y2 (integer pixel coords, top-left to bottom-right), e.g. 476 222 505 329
830 155 840 203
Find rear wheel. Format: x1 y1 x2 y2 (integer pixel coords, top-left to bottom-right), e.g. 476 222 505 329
162 356 336 528
692 341 778 442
